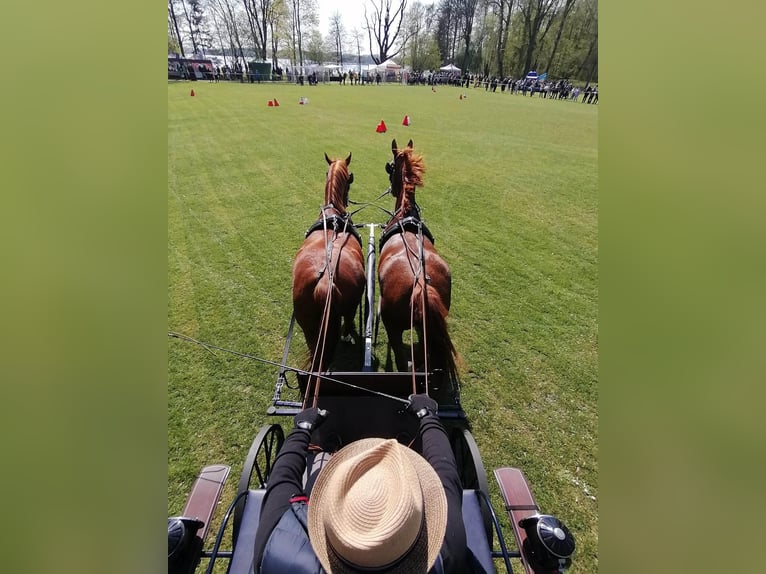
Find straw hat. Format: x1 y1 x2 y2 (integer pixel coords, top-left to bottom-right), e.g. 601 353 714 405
307 438 447 573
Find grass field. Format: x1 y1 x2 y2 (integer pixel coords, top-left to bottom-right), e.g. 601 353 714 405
168 79 598 572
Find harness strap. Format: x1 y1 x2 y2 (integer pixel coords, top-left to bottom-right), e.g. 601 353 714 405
305 215 363 246
379 216 435 250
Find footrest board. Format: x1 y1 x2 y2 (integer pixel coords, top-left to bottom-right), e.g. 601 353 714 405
182 464 231 543
493 467 539 574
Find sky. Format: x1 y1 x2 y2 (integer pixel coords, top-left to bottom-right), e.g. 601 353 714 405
316 0 370 35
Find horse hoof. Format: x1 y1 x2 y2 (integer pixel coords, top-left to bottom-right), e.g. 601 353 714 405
341 334 354 343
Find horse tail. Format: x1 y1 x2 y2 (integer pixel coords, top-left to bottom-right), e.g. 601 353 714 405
310 276 341 366
412 283 458 382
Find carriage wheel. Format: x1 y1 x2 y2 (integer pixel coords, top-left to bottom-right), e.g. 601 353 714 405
450 426 493 543
233 424 285 546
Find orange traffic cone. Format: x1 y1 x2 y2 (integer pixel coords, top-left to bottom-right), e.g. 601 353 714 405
273 98 280 106
268 100 274 106
376 120 387 133
190 89 195 96
402 115 410 126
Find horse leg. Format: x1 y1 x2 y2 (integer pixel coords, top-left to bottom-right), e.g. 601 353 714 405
387 327 411 372
340 309 356 344
299 324 322 372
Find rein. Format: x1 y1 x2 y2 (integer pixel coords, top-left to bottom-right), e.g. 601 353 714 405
168 331 409 405
305 203 353 406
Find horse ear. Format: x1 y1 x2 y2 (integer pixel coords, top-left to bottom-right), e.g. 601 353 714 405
345 152 352 166
407 139 413 149
325 152 331 165
391 139 397 155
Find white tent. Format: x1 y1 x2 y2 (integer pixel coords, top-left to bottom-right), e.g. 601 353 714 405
377 58 401 70
440 63 461 72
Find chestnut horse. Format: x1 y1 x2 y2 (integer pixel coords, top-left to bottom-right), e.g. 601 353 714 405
292 153 365 376
377 139 457 381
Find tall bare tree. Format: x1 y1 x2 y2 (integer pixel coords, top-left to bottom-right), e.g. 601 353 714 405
207 0 248 68
206 3 229 63
351 27 365 74
329 11 345 65
242 0 274 60
364 0 411 64
267 0 286 68
287 0 317 69
178 0 200 54
189 0 209 55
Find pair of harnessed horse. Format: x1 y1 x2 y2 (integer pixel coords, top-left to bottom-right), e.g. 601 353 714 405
291 141 456 409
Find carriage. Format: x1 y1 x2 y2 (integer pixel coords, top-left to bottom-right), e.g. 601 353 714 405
169 141 575 574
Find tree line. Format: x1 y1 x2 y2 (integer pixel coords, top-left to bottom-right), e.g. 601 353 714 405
168 0 597 83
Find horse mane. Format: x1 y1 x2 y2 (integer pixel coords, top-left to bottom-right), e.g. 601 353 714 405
325 159 350 213
399 148 426 190
390 147 425 218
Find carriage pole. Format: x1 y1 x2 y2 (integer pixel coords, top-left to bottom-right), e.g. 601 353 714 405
363 223 376 371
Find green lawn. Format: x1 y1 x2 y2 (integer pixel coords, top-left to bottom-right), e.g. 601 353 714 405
168 79 598 572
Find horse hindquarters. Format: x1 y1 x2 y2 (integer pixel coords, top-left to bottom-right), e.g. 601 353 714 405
377 248 412 370
334 239 366 340
419 282 457 381
292 235 364 369
379 243 456 377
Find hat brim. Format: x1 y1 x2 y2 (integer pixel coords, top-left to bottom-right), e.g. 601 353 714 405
307 438 448 574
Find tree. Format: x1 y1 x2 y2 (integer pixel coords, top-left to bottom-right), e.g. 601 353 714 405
206 0 249 68
455 0 479 72
329 11 345 65
189 0 209 55
351 27 365 74
403 1 440 71
242 0 274 60
543 0 577 75
576 0 597 85
486 0 515 76
364 0 412 64
267 0 287 68
168 0 186 56
304 28 326 64
436 0 460 64
549 0 596 81
517 0 557 76
287 0 318 69
178 0 200 55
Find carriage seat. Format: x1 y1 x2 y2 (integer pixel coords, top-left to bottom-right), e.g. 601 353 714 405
227 488 496 574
